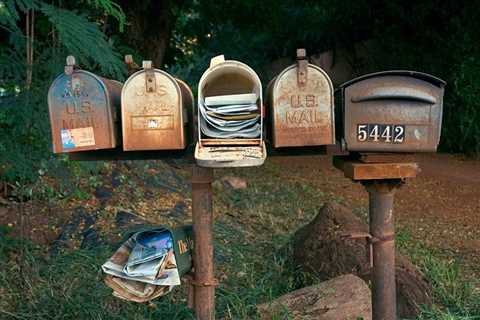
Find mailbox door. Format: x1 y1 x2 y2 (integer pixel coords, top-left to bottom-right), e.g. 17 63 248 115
343 74 444 152
48 70 116 153
271 64 335 147
122 69 185 151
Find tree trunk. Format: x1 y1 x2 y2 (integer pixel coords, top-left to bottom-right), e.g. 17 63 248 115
118 0 175 67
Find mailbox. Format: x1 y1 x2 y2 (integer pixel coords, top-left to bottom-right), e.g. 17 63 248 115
267 49 335 148
195 55 266 167
48 56 122 153
340 71 446 152
121 61 193 151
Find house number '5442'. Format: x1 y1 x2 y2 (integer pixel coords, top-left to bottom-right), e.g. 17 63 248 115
357 124 405 143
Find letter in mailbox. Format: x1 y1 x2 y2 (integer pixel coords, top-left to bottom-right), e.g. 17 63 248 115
340 71 446 152
48 56 121 153
121 61 192 151
195 55 267 167
267 49 335 148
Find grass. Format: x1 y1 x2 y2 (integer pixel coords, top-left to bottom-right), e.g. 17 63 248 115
1 160 479 319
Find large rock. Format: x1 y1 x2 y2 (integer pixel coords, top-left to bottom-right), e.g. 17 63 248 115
294 202 433 319
257 274 371 320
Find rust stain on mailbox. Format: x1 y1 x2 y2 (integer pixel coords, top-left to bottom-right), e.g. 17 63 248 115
340 71 446 152
48 56 122 153
267 49 335 148
122 61 192 151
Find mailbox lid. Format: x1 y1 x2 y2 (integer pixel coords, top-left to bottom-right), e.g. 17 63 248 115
122 68 185 151
48 70 118 153
270 63 335 147
341 70 445 152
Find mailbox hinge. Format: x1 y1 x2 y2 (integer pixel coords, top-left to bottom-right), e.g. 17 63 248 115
296 48 308 87
143 60 156 93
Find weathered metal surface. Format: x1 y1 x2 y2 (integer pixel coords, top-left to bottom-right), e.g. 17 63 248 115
340 71 446 152
48 56 121 153
195 143 267 168
267 49 335 148
364 180 402 320
195 55 266 167
121 61 189 151
333 157 419 180
191 165 216 320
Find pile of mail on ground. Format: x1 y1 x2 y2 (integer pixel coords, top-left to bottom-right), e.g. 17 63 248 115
199 93 261 138
102 228 181 302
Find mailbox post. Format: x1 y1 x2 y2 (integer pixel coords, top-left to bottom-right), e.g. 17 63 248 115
336 71 445 320
333 159 419 320
365 180 401 320
191 165 216 320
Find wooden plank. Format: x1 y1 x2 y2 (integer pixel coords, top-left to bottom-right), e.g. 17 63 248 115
333 156 419 180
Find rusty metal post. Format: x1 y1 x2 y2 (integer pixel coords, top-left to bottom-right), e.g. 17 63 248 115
191 165 216 320
364 180 402 320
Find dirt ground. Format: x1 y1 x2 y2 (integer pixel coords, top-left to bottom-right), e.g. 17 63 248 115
1 153 478 283
271 153 480 280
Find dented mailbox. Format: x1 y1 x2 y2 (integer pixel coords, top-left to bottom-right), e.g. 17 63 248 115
48 56 122 153
340 71 446 152
267 49 335 148
195 55 266 167
121 61 193 151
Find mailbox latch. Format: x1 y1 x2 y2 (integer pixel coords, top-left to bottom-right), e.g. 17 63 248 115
296 48 308 87
143 60 156 93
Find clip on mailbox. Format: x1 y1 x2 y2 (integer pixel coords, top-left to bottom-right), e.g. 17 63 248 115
194 55 267 168
48 55 122 153
122 60 193 151
339 70 446 153
267 49 335 148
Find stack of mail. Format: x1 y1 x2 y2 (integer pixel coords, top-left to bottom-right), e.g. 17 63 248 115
102 229 181 303
199 93 261 138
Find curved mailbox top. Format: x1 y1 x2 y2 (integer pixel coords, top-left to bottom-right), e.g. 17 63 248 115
268 56 335 148
122 65 188 151
340 70 446 89
48 68 121 153
198 59 262 101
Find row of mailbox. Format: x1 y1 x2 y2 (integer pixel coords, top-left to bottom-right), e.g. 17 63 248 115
48 50 445 167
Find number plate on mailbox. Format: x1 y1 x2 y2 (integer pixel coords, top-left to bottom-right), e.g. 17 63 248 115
357 124 405 143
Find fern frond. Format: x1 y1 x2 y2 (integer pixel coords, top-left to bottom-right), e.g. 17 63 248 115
40 3 125 79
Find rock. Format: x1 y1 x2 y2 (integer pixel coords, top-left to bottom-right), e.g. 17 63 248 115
257 274 371 320
220 176 247 189
94 187 112 202
293 202 433 319
51 207 97 254
168 201 188 218
115 210 147 228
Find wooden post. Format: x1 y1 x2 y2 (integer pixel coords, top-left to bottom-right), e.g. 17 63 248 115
191 165 216 320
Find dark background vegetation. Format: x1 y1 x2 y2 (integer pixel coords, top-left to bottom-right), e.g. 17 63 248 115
0 0 479 183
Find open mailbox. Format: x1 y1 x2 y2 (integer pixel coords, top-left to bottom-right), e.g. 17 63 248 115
194 55 266 167
121 61 193 151
48 56 122 153
340 71 446 152
267 49 335 148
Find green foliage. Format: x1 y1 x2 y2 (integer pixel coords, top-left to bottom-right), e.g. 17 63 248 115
397 229 480 319
0 0 126 184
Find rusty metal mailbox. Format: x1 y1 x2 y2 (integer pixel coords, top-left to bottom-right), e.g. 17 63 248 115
194 55 266 167
267 49 335 148
121 61 193 151
340 71 446 152
48 56 122 153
